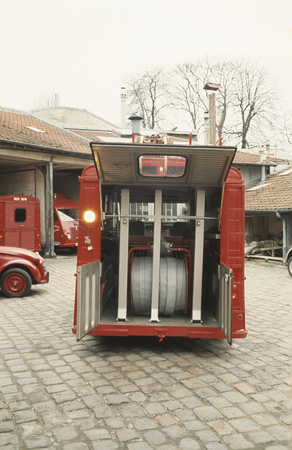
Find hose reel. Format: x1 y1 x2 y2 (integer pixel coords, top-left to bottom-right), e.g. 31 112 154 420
131 256 187 315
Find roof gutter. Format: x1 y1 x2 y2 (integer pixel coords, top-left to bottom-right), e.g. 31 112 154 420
0 138 92 159
245 209 292 214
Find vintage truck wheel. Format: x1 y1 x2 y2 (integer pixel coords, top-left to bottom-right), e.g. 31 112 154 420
287 257 292 277
0 268 32 298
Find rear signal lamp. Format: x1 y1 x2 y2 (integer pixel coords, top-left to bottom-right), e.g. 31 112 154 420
84 211 96 223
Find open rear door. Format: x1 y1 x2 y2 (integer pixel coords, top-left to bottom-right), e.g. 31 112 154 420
76 261 100 341
219 263 233 345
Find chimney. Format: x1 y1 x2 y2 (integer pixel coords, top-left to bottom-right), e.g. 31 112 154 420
204 111 210 145
266 140 270 159
54 94 59 107
259 146 266 162
259 147 266 182
120 87 127 128
129 115 143 135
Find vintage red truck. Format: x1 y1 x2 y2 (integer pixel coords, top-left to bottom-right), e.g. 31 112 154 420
72 137 247 345
0 246 49 298
53 194 79 251
0 194 80 253
0 195 42 252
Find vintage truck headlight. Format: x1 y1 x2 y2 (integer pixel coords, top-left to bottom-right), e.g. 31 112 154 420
66 233 72 240
84 210 96 223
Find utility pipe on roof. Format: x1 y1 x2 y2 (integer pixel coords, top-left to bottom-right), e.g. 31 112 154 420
120 87 127 129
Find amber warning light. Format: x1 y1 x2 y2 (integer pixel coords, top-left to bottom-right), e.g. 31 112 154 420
84 211 96 223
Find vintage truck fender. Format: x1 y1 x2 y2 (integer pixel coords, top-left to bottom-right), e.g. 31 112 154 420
0 257 42 283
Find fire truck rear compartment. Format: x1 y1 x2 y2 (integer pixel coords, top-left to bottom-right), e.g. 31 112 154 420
76 143 239 342
77 186 227 336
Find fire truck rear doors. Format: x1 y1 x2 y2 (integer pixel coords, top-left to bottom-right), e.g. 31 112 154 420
76 260 100 341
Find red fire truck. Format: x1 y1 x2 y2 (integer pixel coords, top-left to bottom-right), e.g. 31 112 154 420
72 139 247 345
53 194 79 251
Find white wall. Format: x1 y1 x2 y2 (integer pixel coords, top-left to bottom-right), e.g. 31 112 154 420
0 170 36 196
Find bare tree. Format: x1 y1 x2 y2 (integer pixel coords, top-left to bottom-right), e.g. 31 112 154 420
33 90 58 109
226 60 280 149
169 61 208 132
170 57 242 140
126 59 283 149
205 58 243 140
171 58 282 148
126 68 170 129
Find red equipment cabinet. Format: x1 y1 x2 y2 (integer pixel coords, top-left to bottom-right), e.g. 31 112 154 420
72 141 247 345
0 195 41 252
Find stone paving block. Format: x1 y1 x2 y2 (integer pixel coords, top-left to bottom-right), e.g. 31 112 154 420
156 412 178 426
41 410 67 427
53 425 78 441
33 401 57 413
116 428 140 442
162 424 186 438
105 417 126 429
0 421 15 433
184 419 206 431
205 444 228 450
0 435 18 446
144 430 166 445
23 435 53 449
196 429 221 442
63 444 89 450
52 391 77 403
83 428 111 440
126 443 152 450
93 404 117 419
223 434 254 449
266 425 291 441
20 422 44 437
105 393 129 404
208 419 233 435
132 417 158 430
230 417 260 433
118 403 145 418
92 441 119 450
0 409 12 420
194 406 224 421
14 408 38 423
179 437 200 449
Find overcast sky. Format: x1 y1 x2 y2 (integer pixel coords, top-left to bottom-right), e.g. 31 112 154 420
1 0 291 130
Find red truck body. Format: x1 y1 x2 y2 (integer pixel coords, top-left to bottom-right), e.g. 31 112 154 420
53 194 79 250
72 141 247 345
0 195 41 252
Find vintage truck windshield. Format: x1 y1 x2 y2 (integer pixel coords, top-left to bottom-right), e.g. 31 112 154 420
57 209 79 222
139 155 186 177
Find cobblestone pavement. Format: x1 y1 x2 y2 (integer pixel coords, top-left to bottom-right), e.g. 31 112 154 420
0 253 291 450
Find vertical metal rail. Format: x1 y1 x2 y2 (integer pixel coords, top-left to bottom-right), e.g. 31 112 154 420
192 190 205 322
150 190 162 322
45 160 55 257
117 189 130 321
219 264 233 346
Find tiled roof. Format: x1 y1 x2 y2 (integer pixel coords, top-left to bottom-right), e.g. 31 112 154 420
71 130 120 141
0 109 91 154
234 150 279 165
245 167 292 211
